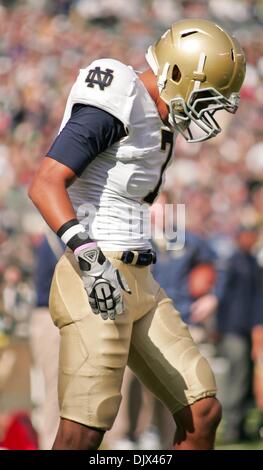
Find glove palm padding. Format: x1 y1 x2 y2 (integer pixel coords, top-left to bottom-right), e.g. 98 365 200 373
75 247 130 320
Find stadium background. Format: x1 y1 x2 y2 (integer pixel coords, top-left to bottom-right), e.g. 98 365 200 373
0 0 263 450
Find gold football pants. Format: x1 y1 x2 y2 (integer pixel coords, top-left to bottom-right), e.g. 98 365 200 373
49 251 217 430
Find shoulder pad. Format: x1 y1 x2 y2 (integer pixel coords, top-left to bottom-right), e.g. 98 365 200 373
60 59 137 132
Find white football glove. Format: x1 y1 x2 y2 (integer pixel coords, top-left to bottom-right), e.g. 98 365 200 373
75 245 131 320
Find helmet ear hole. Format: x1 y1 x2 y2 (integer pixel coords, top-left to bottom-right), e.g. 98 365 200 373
172 65 181 83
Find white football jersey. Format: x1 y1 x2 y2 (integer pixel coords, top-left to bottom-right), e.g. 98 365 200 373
59 59 176 251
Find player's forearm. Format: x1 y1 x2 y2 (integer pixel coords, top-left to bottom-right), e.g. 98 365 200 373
29 158 95 251
28 157 77 233
29 177 76 232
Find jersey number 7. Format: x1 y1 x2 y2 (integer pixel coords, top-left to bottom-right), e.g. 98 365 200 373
144 129 174 205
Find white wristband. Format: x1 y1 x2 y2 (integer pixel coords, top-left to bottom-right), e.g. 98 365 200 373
61 224 85 245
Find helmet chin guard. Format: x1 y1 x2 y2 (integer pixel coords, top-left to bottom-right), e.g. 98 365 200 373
169 88 240 142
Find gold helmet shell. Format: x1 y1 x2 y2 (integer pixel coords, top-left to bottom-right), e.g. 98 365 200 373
146 19 246 142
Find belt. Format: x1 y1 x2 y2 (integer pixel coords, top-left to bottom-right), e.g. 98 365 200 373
121 249 156 266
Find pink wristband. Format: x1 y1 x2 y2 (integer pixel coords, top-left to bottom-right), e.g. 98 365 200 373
74 242 97 256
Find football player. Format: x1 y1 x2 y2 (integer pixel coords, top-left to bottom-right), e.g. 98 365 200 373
29 19 246 450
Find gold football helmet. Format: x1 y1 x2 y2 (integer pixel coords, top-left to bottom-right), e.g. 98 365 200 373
146 19 246 142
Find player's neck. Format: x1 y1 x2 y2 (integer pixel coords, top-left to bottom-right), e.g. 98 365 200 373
139 69 169 124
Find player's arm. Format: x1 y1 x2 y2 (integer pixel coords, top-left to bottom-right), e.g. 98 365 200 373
28 156 77 232
29 104 130 320
29 103 126 231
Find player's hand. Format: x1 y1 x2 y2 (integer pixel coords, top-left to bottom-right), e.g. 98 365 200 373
74 245 131 320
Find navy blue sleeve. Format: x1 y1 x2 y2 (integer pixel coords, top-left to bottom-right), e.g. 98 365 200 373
47 104 126 176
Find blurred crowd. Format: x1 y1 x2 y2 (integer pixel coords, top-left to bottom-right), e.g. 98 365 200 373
1 0 263 449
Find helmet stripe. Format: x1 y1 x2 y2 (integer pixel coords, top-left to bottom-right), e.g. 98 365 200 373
193 52 207 91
